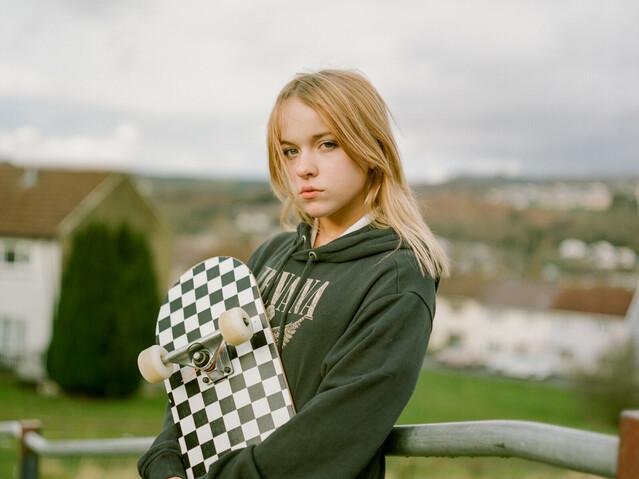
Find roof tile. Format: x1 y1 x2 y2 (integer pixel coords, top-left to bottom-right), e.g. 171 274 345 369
0 162 111 238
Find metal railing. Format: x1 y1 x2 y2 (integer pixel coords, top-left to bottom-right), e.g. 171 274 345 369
1 410 638 478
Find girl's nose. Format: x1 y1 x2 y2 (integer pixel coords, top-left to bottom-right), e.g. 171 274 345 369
295 150 318 178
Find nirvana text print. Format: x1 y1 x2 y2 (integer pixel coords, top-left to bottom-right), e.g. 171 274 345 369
256 267 330 347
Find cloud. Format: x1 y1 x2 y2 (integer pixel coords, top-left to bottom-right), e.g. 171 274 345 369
0 122 140 168
0 1 637 180
0 65 50 96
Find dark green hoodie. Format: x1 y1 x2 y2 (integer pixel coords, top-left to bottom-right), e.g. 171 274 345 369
138 222 437 479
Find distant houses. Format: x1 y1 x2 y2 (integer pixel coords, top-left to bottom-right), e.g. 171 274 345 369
0 162 171 380
3 162 637 385
431 279 638 379
559 238 636 270
486 181 613 211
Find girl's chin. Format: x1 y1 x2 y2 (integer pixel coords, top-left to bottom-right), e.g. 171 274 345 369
303 211 326 220
298 203 330 218
302 206 335 219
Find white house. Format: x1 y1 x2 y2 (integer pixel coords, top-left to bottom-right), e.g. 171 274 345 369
487 181 612 211
430 279 635 379
558 239 588 260
558 238 637 270
0 162 171 380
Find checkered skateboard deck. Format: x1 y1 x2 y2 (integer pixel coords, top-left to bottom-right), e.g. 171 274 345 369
155 256 295 478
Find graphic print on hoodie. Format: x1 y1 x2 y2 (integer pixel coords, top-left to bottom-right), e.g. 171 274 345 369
256 267 330 348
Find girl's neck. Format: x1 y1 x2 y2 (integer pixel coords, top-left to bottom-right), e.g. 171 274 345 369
312 214 372 248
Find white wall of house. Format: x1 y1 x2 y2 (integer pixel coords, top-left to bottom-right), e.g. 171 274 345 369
430 296 629 379
0 237 61 380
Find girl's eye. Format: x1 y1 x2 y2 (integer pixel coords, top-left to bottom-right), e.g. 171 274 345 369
282 147 298 158
321 141 337 150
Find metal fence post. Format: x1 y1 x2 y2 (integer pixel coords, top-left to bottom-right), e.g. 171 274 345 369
19 420 42 479
617 410 639 479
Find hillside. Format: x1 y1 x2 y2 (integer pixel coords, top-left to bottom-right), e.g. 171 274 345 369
136 174 639 285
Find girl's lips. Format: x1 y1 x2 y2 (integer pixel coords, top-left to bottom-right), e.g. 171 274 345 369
300 189 321 199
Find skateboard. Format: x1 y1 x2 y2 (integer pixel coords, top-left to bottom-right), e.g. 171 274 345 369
138 256 295 479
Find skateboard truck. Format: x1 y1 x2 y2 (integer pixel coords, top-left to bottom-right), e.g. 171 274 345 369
187 341 234 384
138 307 254 384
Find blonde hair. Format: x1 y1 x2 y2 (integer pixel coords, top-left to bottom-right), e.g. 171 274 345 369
267 69 450 279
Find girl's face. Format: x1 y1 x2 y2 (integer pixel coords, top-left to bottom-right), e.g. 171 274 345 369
279 97 369 232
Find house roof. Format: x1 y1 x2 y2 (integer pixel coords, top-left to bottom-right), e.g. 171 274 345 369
479 279 557 310
440 277 635 317
0 162 112 238
551 286 635 317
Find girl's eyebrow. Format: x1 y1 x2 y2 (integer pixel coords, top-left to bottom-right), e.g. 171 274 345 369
280 132 332 145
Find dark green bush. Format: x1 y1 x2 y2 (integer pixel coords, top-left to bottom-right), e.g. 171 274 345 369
47 223 159 397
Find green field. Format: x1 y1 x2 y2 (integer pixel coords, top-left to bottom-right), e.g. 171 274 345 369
0 368 616 478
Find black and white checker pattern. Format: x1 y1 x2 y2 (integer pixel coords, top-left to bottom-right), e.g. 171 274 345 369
156 256 295 479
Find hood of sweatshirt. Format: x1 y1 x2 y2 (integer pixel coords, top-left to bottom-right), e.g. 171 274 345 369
257 222 421 353
290 222 405 263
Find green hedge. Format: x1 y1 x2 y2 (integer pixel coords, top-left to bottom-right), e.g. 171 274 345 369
47 223 160 397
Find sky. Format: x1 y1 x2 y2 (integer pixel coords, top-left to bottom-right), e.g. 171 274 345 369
0 1 637 183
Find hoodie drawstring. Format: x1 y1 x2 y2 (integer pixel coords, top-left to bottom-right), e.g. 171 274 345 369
260 234 304 305
257 233 316 353
275 250 317 354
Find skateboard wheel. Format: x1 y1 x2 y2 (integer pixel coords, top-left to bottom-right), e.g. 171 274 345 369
219 308 253 345
138 345 174 383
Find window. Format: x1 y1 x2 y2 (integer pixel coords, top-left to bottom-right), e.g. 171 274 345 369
446 333 463 348
558 347 574 360
0 316 26 366
1 240 30 266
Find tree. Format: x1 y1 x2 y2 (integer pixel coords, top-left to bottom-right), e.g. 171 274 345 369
46 223 160 397
609 192 639 212
574 340 639 424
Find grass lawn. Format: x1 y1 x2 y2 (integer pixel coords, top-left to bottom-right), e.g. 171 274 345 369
0 367 617 478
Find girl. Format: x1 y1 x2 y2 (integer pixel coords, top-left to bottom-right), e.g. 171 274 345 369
139 69 449 479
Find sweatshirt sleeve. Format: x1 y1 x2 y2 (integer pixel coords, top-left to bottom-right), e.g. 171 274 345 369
137 404 187 479
203 290 433 478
